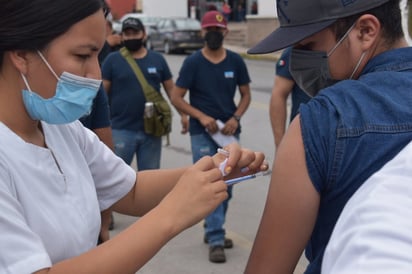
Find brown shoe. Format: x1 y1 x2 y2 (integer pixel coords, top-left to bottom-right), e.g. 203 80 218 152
204 236 233 249
209 245 226 263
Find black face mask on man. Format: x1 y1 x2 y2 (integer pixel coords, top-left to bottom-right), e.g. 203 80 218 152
289 23 366 97
205 31 224 50
124 38 144 52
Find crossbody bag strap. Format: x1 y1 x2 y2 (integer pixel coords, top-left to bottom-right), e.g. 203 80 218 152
119 47 162 102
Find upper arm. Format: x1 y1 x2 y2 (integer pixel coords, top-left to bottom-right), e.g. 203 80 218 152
272 75 294 99
270 76 295 148
102 80 111 94
246 117 320 273
269 75 295 118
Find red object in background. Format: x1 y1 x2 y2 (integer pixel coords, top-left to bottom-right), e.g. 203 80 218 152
106 0 136 19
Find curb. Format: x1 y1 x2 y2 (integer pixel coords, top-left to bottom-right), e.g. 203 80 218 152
238 52 280 62
225 44 280 62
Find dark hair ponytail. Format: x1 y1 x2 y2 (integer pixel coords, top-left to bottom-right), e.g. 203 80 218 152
0 0 102 65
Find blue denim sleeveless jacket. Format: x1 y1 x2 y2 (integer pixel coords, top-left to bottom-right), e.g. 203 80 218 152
299 47 412 274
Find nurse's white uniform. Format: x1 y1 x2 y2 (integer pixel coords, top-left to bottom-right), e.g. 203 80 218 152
322 141 412 274
0 121 135 274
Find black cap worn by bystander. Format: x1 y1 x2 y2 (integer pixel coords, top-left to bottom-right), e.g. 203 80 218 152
248 0 391 54
122 17 144 32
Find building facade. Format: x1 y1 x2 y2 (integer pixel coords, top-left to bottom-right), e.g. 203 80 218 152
107 0 277 20
106 0 278 48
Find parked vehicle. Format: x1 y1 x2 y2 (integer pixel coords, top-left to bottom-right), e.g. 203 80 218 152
147 17 204 54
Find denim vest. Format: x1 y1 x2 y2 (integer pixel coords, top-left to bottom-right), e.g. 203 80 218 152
299 47 412 274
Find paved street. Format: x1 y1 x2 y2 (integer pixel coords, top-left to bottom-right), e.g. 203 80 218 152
110 53 308 273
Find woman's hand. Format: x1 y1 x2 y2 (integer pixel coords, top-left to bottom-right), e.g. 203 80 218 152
155 143 267 236
157 156 228 233
212 142 268 179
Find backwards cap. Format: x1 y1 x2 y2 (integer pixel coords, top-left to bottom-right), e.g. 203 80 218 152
248 0 390 54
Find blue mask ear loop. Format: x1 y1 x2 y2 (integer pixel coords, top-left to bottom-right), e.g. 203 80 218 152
37 50 60 81
21 73 33 92
20 51 60 96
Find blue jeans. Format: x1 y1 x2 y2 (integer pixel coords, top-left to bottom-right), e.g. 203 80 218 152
112 129 161 170
191 133 237 247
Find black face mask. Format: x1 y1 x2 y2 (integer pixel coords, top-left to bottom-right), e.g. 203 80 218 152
124 38 144 52
204 31 224 50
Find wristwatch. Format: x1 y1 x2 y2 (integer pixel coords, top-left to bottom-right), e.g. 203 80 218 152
233 115 241 122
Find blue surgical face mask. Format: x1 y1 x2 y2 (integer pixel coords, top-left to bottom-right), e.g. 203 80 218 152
21 51 101 124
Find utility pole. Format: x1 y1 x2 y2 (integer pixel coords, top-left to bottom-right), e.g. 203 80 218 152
135 0 142 12
408 0 412 38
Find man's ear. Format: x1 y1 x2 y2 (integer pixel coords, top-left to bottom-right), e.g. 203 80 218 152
356 14 381 51
8 50 30 74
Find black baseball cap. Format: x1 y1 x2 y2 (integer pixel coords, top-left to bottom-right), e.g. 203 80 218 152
122 17 144 32
248 0 390 54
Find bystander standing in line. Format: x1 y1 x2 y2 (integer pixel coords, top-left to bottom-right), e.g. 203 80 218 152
171 10 251 263
102 17 176 170
269 47 311 149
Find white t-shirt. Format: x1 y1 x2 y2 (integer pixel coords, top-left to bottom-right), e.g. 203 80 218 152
322 141 412 274
0 121 136 274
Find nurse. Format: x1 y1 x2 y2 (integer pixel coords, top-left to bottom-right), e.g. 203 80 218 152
0 0 268 273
